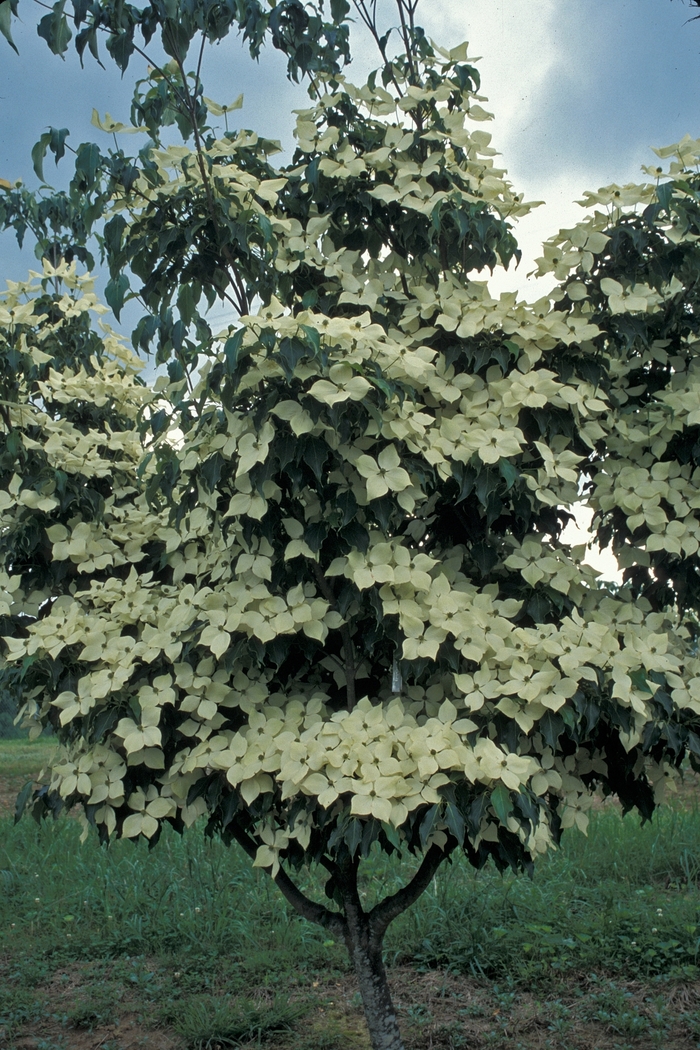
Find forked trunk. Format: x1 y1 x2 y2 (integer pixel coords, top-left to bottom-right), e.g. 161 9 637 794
346 917 404 1050
240 824 450 1050
338 857 404 1050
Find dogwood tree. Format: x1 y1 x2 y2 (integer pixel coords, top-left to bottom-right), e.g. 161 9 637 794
3 2 700 1048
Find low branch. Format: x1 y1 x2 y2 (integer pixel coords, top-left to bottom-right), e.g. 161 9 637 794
368 842 452 940
229 817 346 938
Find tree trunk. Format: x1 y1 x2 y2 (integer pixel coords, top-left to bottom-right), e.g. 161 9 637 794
338 857 404 1050
233 823 451 1050
347 922 404 1050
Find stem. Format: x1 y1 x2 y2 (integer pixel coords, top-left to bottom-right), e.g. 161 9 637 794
352 0 404 98
167 30 250 317
313 563 357 711
395 0 416 82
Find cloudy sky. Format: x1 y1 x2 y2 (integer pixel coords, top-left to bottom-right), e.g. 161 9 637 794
2 0 699 296
1 0 699 573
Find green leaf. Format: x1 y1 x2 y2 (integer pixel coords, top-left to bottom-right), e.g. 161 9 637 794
300 436 328 482
75 141 101 189
344 817 363 857
340 520 369 553
656 181 672 213
490 783 512 826
75 24 101 65
304 521 328 553
0 0 18 54
471 541 497 577
419 803 439 847
31 133 51 183
371 496 393 531
444 801 465 843
277 336 306 380
162 17 191 62
475 467 498 509
37 2 72 57
539 711 565 750
224 330 245 373
300 324 321 356
201 453 224 493
336 489 357 527
380 821 400 849
499 459 518 491
150 408 168 438
258 213 273 245
103 214 127 260
14 781 33 826
687 730 700 758
105 30 134 71
360 818 380 857
105 274 130 320
49 127 69 165
90 707 118 742
330 0 350 22
630 668 652 695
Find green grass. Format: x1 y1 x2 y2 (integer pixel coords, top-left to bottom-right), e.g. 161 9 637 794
0 737 57 778
171 994 309 1047
387 803 700 980
1 804 699 984
1 786 700 1047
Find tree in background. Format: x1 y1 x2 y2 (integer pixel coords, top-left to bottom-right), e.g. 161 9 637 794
2 2 700 1047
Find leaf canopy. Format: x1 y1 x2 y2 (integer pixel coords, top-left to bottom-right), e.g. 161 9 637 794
2 1 700 887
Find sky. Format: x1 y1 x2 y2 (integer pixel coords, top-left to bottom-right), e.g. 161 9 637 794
1 0 699 575
2 0 700 292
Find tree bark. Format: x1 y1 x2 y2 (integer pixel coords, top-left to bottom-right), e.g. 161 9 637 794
346 922 404 1050
337 856 405 1050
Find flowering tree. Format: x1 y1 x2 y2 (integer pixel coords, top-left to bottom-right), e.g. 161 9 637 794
3 2 700 1048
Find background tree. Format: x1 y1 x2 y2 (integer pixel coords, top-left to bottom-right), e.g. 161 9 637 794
3 3 700 1049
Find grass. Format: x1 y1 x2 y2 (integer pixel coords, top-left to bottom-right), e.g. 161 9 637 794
171 994 310 1047
0 735 57 777
1 755 700 1048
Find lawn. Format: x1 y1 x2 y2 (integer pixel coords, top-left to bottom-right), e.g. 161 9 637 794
1 747 699 1049
0 737 57 819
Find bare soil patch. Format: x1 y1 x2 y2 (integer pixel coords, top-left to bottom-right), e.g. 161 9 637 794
5 962 700 1049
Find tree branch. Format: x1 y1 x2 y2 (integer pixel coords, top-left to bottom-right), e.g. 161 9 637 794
0 401 13 432
166 30 250 317
352 0 404 98
313 563 357 711
368 842 452 940
228 817 346 938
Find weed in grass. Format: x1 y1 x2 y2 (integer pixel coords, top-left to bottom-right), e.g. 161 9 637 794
67 987 122 1029
0 988 45 1039
428 1023 468 1049
292 1017 368 1050
0 737 57 778
5 955 53 988
173 994 309 1048
458 1002 487 1019
404 1002 432 1027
